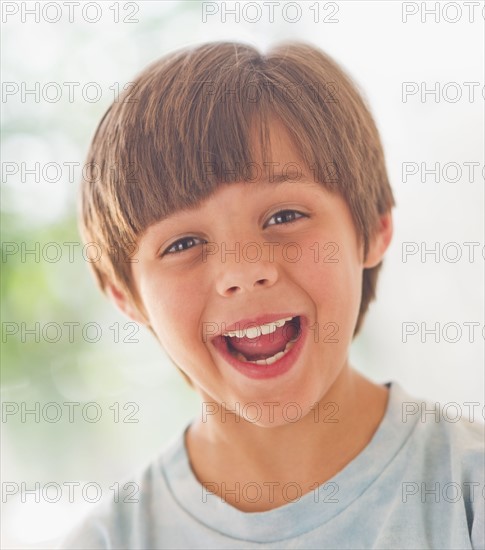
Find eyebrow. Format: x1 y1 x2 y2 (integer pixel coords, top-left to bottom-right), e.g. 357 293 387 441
269 174 294 184
263 173 315 185
267 175 324 194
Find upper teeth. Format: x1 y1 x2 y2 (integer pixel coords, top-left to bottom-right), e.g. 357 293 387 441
223 317 294 339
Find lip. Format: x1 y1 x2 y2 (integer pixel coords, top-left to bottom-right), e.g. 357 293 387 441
211 312 301 337
211 315 308 380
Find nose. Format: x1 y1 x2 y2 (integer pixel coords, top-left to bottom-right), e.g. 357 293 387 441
214 242 279 297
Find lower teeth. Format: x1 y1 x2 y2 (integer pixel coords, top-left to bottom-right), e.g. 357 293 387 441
232 338 297 366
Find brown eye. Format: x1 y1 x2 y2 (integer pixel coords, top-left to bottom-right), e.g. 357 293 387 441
266 209 306 227
163 236 204 256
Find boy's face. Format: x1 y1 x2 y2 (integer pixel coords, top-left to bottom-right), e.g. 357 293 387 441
122 122 392 427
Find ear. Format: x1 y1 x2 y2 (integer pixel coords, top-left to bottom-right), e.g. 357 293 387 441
363 211 393 269
106 284 147 325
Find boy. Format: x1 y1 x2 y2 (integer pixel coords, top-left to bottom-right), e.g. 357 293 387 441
61 41 484 549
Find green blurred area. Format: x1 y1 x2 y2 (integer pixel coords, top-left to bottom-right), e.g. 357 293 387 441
1 178 198 477
2 213 86 381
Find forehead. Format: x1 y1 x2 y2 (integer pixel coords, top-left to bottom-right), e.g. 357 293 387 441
150 181 331 239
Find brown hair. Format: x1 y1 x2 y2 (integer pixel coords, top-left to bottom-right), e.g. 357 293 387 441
80 41 395 345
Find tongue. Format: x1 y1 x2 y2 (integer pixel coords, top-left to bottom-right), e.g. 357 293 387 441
227 320 298 361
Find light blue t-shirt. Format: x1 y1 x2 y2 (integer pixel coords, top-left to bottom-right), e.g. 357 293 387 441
59 382 485 549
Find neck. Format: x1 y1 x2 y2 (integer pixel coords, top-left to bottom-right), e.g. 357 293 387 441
185 367 389 512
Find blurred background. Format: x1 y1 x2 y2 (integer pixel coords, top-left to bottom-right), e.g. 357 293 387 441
1 1 483 548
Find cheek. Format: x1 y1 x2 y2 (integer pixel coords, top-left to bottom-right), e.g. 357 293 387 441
139 270 207 350
295 240 362 335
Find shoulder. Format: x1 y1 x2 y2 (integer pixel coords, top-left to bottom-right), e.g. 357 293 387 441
391 382 483 473
389 382 484 549
57 428 188 550
400 388 484 465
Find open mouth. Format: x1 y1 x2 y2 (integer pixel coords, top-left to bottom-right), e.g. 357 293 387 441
223 316 302 366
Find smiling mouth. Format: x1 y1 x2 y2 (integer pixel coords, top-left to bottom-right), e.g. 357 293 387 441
223 316 301 366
